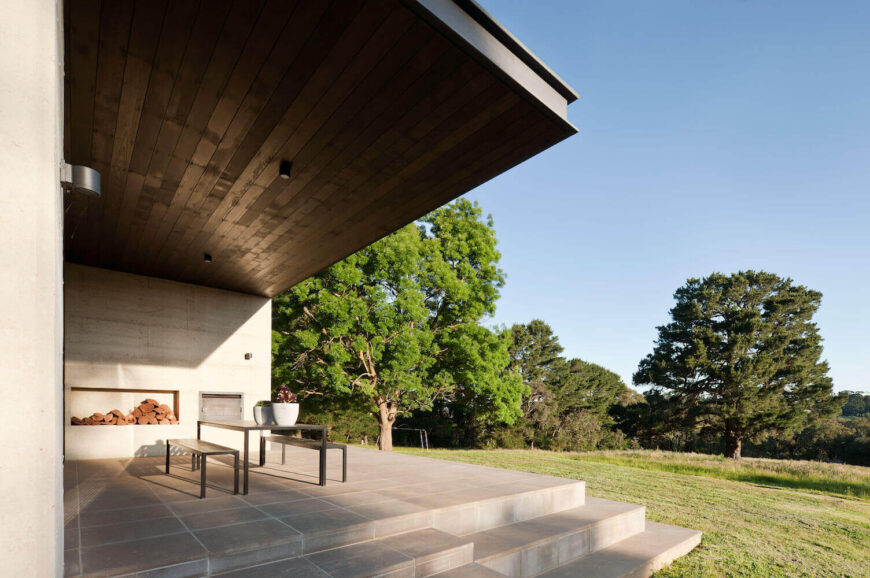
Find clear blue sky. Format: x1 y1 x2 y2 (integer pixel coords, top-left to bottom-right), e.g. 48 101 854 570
466 0 870 392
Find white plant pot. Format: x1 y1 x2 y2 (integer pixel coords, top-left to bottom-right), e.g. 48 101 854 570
272 403 299 426
253 405 273 425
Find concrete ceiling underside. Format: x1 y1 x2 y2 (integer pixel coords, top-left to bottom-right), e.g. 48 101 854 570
63 0 576 297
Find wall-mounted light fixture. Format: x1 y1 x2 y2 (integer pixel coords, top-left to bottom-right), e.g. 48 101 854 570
244 353 252 360
279 160 292 180
61 162 101 197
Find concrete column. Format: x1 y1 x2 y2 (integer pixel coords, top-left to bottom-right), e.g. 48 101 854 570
0 0 65 575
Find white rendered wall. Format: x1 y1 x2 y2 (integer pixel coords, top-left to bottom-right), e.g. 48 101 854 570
0 0 65 574
64 264 272 459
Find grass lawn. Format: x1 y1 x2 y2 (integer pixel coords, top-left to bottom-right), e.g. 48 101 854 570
397 448 870 577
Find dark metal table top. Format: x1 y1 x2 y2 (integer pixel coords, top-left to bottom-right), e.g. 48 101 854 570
198 419 326 432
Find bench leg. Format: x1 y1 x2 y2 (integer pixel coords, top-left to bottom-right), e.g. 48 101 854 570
342 446 347 483
200 456 207 499
243 430 249 495
234 453 239 495
259 435 266 467
165 441 170 474
282 443 285 465
319 432 327 486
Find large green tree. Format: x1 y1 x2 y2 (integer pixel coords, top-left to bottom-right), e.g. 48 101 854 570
272 199 524 450
507 320 564 448
501 320 631 450
634 271 837 458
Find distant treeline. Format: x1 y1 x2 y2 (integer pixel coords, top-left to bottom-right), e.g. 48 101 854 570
299 320 869 467
612 390 870 467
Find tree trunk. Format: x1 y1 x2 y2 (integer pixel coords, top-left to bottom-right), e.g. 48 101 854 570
724 428 742 459
376 400 396 451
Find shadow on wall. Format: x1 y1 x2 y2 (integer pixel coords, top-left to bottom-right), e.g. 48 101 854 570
134 441 172 458
63 263 268 368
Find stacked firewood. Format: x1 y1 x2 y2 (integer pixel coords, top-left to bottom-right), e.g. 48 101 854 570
71 398 178 425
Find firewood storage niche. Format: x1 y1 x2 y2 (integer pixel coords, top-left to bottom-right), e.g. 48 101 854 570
70 387 179 425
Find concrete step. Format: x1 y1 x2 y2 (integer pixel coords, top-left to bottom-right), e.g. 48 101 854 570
218 528 473 578
469 497 647 577
432 563 508 577
536 522 702 578
297 480 586 556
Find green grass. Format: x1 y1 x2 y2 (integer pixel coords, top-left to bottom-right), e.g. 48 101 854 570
570 450 870 501
396 448 870 577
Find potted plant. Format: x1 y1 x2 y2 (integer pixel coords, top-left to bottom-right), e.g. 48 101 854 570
271 385 299 426
253 400 273 425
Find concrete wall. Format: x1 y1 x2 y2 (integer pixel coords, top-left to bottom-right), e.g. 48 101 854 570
0 0 65 574
64 264 272 459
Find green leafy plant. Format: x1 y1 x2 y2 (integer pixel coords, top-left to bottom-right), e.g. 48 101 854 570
255 400 271 407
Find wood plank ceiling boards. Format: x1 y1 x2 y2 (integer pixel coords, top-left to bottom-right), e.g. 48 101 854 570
64 0 577 297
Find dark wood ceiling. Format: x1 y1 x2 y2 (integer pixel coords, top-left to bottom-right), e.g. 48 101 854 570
64 0 576 297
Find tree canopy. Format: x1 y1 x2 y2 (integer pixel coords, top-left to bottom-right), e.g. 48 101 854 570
271 199 524 450
633 270 837 458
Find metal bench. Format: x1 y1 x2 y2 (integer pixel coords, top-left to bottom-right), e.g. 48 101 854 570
262 435 347 483
166 438 239 498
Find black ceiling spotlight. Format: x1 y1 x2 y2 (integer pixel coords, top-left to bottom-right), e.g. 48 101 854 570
203 253 213 263
279 160 292 180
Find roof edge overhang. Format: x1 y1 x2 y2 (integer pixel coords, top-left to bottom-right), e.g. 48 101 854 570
402 0 578 133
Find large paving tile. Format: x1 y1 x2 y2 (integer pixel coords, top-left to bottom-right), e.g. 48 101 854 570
240 488 312 506
304 541 412 578
279 507 370 534
80 532 206 576
257 497 338 518
64 548 81 577
80 516 187 548
386 529 474 575
193 518 302 556
430 563 506 577
166 494 250 516
65 521 79 550
216 556 329 577
78 502 174 528
180 506 269 531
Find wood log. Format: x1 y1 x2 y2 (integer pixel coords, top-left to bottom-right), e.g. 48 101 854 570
92 412 104 421
158 404 171 413
138 403 155 414
132 407 143 418
144 398 160 407
143 412 156 421
71 417 83 425
166 412 177 421
147 416 159 425
157 418 169 425
100 418 113 425
124 414 136 424
83 417 93 425
110 409 124 419
137 415 149 425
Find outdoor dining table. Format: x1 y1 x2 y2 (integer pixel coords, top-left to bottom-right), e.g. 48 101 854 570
197 419 328 494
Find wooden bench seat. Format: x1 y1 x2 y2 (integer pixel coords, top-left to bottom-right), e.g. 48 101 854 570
263 435 347 482
166 438 239 498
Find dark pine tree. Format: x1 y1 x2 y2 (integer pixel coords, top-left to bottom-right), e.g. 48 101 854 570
634 271 837 459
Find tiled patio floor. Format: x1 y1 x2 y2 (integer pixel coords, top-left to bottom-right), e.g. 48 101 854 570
63 445 579 576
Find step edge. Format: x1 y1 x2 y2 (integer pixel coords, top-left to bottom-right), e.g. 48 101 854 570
535 523 703 578
473 505 647 564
